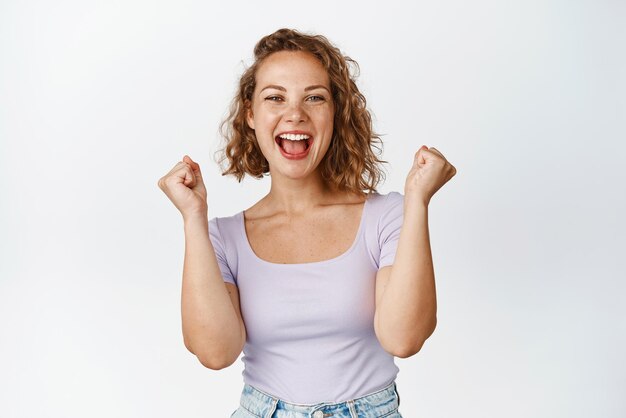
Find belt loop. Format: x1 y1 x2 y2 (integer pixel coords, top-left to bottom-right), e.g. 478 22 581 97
347 399 358 418
265 397 277 418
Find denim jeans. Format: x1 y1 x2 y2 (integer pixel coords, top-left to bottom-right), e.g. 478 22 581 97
230 380 402 418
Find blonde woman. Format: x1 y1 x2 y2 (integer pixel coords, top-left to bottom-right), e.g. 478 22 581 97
158 28 456 418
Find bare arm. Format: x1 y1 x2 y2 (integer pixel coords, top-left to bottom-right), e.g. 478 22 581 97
158 156 245 369
181 214 246 369
374 200 436 358
374 145 456 358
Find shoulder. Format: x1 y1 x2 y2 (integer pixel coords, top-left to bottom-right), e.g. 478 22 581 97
367 191 404 214
361 191 404 237
208 212 242 243
368 191 404 238
383 191 404 206
361 191 404 267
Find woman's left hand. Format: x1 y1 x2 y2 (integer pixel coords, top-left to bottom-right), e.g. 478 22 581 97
404 145 457 205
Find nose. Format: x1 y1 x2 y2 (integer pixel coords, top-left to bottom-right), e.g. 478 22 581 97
284 101 307 123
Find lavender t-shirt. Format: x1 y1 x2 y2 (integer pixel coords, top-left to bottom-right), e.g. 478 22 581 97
208 191 404 404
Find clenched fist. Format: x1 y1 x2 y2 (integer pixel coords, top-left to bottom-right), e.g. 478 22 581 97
158 155 208 220
405 145 457 205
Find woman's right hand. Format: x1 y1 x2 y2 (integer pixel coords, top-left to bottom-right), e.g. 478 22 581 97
158 155 208 220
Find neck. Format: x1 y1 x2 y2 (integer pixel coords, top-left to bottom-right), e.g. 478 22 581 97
265 171 338 215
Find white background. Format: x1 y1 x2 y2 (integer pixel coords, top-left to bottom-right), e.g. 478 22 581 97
1 1 625 417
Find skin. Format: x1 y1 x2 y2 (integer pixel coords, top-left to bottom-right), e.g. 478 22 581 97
241 50 368 267
374 145 457 357
158 49 457 363
246 50 340 213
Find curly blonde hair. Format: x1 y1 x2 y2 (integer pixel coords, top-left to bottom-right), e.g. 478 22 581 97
215 28 386 194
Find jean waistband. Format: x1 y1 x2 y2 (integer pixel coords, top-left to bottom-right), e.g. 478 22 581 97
238 380 400 418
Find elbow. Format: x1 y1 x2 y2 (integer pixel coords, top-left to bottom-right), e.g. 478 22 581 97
391 340 425 358
197 352 237 370
184 339 240 370
386 317 437 359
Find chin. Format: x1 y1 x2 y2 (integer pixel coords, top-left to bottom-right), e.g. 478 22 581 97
270 166 316 180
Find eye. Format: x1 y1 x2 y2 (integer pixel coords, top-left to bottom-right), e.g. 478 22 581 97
265 96 283 102
306 95 325 102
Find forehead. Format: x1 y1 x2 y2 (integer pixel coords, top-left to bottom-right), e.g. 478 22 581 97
255 50 330 88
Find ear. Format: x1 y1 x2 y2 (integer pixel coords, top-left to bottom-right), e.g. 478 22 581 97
245 102 255 130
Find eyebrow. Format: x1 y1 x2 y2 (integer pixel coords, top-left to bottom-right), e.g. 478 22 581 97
259 84 330 93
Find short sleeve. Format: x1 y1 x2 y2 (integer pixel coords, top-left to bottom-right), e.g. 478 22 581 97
377 192 404 269
208 217 237 285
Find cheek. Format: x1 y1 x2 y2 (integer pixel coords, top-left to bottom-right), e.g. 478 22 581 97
255 109 282 128
311 107 334 126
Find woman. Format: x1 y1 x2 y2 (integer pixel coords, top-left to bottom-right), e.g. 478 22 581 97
158 28 456 418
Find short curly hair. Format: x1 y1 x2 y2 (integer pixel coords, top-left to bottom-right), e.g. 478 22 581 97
215 28 386 194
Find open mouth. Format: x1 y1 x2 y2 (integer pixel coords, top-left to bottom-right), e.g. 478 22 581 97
275 133 313 155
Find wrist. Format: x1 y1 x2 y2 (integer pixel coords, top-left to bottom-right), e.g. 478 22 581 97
183 212 209 229
403 192 430 209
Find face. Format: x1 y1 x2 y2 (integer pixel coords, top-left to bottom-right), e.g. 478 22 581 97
246 50 335 181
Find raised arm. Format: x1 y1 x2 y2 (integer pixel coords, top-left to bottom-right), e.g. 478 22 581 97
374 146 456 357
158 155 245 369
181 215 246 369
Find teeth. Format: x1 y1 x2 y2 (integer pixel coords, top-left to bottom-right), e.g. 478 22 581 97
278 133 310 141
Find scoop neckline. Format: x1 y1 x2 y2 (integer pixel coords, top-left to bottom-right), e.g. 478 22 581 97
238 193 375 266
